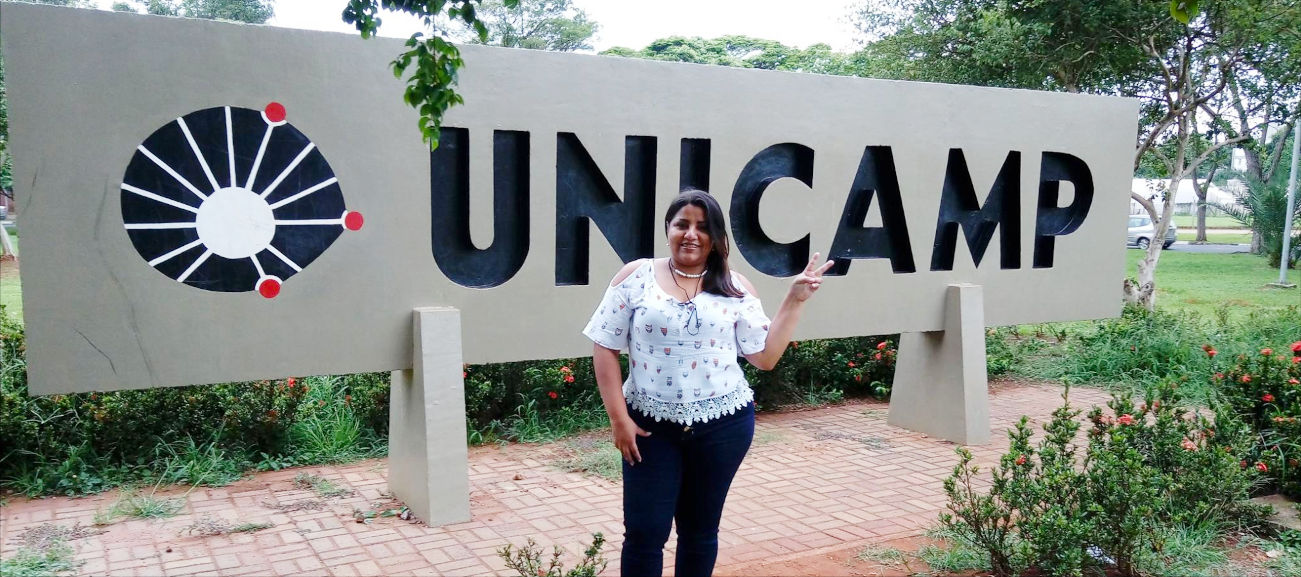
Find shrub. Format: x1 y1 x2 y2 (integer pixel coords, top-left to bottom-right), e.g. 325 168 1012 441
940 385 1266 577
745 336 897 407
940 446 1020 577
1213 340 1301 498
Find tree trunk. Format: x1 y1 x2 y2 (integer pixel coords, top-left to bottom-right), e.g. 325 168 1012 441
1196 202 1207 242
1135 242 1161 310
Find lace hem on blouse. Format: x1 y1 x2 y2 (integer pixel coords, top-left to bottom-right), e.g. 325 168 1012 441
624 385 754 426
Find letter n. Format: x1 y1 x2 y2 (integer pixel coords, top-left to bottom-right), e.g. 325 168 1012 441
555 133 657 285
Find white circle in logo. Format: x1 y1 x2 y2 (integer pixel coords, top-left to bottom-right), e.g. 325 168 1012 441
195 186 275 259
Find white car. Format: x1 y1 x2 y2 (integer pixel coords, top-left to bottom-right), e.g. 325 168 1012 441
1127 215 1177 250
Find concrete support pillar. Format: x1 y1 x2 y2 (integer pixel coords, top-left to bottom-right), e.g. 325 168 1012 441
388 307 470 526
887 283 990 445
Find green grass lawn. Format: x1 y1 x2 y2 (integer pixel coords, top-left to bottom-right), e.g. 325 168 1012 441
1 259 20 324
0 235 19 323
1171 214 1244 229
1126 249 1301 318
1175 231 1253 244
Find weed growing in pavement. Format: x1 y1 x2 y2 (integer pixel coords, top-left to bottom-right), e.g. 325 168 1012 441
553 443 622 482
854 545 913 571
752 429 788 445
0 539 80 577
498 533 608 577
0 522 103 577
292 472 355 498
182 515 273 537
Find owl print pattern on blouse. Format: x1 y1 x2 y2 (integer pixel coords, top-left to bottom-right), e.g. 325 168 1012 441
583 259 772 425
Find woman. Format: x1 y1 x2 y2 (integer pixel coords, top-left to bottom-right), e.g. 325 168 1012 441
583 188 834 577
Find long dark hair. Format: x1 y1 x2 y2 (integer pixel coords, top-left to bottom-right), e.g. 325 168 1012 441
665 189 744 298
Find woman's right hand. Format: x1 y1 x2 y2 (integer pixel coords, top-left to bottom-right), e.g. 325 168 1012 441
612 416 651 465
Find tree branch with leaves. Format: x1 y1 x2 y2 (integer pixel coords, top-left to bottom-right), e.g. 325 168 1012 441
343 0 517 148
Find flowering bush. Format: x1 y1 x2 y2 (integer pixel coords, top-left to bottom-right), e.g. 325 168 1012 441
1213 340 1301 497
745 336 897 407
941 384 1262 577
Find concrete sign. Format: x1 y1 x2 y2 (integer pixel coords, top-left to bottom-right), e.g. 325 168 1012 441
2 3 1138 395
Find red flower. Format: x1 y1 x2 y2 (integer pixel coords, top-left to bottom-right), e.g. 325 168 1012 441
1292 341 1301 354
1117 414 1135 426
1293 356 1300 364
463 371 468 378
345 394 352 405
1262 393 1275 403
286 377 296 386
560 366 572 374
1240 460 1248 468
855 374 862 383
847 361 855 368
1289 378 1299 385
1241 375 1252 384
1015 454 1027 466
1206 348 1217 358
1261 348 1274 356
874 352 883 361
876 341 888 351
1181 439 1197 451
547 391 558 400
1256 462 1268 473
564 374 575 383
1214 372 1225 380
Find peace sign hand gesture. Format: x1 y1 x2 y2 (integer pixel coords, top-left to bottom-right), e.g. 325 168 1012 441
788 252 834 303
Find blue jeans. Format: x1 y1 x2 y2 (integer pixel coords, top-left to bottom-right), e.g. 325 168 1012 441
621 402 755 577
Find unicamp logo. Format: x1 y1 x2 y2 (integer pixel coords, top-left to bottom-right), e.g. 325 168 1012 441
120 103 364 298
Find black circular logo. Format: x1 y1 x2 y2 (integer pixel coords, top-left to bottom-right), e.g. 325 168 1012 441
121 103 362 297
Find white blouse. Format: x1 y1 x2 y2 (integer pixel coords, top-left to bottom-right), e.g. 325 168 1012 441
583 259 771 425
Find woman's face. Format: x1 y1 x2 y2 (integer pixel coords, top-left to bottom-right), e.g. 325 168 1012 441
667 203 713 270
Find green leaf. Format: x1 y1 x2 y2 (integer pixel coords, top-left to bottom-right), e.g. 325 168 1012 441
1170 0 1200 24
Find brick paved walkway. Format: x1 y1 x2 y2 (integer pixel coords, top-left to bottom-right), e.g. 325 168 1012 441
0 382 1110 576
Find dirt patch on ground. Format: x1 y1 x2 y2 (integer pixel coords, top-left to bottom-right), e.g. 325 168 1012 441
718 535 946 577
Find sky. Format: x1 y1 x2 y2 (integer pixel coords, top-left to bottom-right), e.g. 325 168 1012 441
93 0 863 53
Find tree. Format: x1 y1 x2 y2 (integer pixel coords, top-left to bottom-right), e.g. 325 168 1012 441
602 35 855 76
1213 131 1301 268
343 0 513 147
450 0 597 52
118 0 274 23
852 0 1171 92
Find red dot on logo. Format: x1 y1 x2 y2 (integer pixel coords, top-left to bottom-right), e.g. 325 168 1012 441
264 102 287 123
258 278 281 299
344 211 364 231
